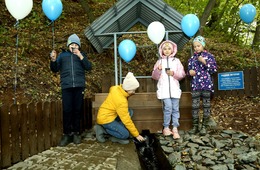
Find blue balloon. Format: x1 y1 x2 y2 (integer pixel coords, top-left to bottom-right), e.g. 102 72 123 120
42 0 63 21
239 4 256 24
181 14 200 37
118 40 136 63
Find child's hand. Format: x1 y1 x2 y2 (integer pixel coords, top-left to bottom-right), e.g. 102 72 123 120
50 50 57 61
198 56 206 65
158 64 162 70
166 70 174 76
72 48 84 60
189 70 196 76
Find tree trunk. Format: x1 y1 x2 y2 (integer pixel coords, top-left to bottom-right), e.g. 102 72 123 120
199 0 216 35
252 20 260 50
79 0 95 23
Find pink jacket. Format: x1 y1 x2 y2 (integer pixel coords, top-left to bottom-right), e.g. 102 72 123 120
152 41 186 99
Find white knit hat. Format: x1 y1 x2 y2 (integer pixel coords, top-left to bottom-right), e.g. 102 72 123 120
122 72 139 91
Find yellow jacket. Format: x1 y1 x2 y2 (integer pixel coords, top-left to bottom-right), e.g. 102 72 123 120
96 85 139 137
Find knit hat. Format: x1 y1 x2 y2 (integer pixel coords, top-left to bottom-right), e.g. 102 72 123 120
158 40 177 59
193 36 205 47
67 34 81 47
122 72 140 91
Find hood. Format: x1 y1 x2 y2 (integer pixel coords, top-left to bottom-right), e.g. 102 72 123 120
159 40 177 59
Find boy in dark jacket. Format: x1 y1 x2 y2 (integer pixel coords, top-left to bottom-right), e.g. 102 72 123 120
50 33 92 146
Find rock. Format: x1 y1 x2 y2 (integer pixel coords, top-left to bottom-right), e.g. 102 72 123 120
157 129 260 169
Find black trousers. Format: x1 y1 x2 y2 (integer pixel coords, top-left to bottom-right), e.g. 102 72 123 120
62 87 84 134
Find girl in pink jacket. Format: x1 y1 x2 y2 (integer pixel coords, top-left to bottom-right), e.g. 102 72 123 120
152 40 186 139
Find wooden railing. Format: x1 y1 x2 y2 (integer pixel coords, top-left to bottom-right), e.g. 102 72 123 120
102 67 260 97
92 92 192 133
0 99 92 169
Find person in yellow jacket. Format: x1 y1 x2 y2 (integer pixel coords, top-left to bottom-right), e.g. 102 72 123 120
94 72 145 144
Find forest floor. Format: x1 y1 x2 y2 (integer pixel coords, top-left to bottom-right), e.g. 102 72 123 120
211 96 260 137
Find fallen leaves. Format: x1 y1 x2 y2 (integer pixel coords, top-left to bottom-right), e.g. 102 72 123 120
212 96 260 136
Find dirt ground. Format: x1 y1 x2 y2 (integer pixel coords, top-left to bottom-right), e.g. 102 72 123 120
211 96 260 137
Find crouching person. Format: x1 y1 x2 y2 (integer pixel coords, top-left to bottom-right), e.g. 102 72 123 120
94 72 145 144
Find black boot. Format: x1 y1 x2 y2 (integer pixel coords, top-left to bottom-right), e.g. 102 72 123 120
189 117 199 134
59 134 73 147
73 133 81 144
200 116 209 135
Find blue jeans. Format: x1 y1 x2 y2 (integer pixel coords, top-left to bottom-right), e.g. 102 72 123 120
102 109 133 139
162 98 180 128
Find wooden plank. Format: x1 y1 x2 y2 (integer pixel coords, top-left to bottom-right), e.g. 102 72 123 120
0 105 11 168
213 74 219 97
131 108 192 120
180 77 190 92
244 69 251 96
132 108 163 120
92 92 192 133
20 104 29 160
10 104 20 164
179 120 193 130
56 100 63 145
134 120 163 133
249 67 258 97
79 99 85 134
92 106 191 120
84 98 92 129
146 78 157 92
50 101 57 146
136 79 147 93
43 102 51 150
92 93 108 108
179 108 192 119
28 103 37 156
36 102 44 153
237 89 245 97
93 92 192 108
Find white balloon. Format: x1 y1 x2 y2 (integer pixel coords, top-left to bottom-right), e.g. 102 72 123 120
5 0 33 20
147 21 165 44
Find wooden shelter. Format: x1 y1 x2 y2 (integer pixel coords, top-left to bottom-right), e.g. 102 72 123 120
84 0 192 132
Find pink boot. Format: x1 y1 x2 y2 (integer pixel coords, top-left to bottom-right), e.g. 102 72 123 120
172 127 180 139
163 127 172 136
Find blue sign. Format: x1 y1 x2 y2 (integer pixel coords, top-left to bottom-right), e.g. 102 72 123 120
218 71 244 90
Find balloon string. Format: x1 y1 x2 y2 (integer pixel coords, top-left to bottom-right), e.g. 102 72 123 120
157 44 160 59
52 21 55 50
14 20 19 104
246 24 250 45
190 38 194 68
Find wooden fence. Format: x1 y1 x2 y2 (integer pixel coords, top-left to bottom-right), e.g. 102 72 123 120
102 67 260 97
0 67 259 169
92 92 192 133
0 99 92 169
